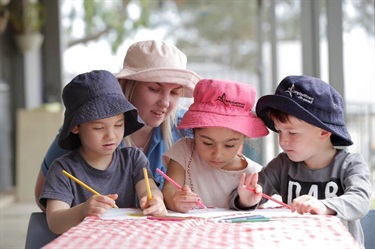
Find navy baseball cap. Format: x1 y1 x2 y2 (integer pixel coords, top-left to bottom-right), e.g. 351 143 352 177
256 75 353 146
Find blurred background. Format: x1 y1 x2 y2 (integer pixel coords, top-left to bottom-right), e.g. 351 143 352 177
0 0 374 248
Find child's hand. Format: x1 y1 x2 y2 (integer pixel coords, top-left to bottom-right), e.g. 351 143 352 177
82 194 118 217
237 173 262 208
139 195 168 216
171 185 202 213
291 195 336 215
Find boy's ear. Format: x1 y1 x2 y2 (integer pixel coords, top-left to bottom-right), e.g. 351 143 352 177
320 129 332 139
71 126 79 134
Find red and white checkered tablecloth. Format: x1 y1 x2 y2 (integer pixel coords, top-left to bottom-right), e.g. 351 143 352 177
43 214 361 249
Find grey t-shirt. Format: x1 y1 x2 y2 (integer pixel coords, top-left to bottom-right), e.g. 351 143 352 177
40 147 152 208
229 149 372 247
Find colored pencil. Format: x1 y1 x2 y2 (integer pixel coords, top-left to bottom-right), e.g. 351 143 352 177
143 168 153 200
62 170 118 208
242 185 291 209
146 216 196 221
216 217 272 223
226 217 271 223
156 168 207 209
221 214 265 221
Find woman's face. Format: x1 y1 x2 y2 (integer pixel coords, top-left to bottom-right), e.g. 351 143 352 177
131 82 183 127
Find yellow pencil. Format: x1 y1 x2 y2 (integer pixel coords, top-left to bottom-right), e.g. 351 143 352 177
62 170 118 208
143 167 153 200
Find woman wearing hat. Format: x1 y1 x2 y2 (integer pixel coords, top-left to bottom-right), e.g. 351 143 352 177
35 40 201 212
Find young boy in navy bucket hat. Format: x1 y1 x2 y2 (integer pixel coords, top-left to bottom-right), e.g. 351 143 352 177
229 75 371 247
39 70 167 234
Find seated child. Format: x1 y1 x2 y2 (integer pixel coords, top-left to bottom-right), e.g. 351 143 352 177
40 70 167 234
162 78 269 213
229 75 372 247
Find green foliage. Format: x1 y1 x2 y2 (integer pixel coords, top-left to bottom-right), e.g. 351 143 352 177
343 0 374 36
63 0 374 58
63 0 158 54
162 0 301 69
9 1 46 34
168 0 262 69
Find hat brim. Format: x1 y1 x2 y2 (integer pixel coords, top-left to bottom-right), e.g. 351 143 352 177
59 94 144 150
255 95 353 146
178 110 269 138
115 68 201 97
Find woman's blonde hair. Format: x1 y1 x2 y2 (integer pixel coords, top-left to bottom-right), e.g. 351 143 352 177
119 79 180 150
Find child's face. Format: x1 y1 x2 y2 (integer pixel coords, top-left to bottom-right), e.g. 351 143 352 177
72 113 125 157
130 82 183 127
273 115 330 165
194 127 245 170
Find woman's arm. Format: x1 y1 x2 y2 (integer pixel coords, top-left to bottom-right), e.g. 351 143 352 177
35 130 70 211
34 170 46 212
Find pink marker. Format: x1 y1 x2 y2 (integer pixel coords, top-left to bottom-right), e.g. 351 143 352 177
243 185 291 209
156 168 207 209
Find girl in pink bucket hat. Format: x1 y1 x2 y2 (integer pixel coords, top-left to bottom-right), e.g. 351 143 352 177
161 78 269 212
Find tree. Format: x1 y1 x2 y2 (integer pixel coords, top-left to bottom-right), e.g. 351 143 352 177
165 0 300 69
62 0 374 66
343 0 374 35
62 0 161 53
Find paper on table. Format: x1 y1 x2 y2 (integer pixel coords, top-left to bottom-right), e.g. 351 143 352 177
101 208 145 220
100 207 255 220
251 207 311 219
100 207 304 221
168 208 254 219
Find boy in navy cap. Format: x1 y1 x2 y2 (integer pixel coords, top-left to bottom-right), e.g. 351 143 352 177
229 75 371 247
40 70 167 234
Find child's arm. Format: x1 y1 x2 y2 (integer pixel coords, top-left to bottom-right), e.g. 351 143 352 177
235 172 263 208
162 159 202 213
136 178 168 216
46 194 117 234
291 195 336 215
291 154 371 216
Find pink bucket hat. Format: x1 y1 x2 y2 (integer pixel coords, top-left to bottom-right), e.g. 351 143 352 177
115 40 201 97
178 79 269 138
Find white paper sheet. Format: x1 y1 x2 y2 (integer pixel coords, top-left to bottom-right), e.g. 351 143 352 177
100 207 256 220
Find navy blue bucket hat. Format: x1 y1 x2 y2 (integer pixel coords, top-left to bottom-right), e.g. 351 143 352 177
255 75 353 146
59 70 145 150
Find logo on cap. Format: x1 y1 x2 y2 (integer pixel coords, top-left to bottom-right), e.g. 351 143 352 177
285 84 314 104
217 93 245 108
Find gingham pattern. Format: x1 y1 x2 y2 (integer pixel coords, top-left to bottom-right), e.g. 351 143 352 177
43 215 360 249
